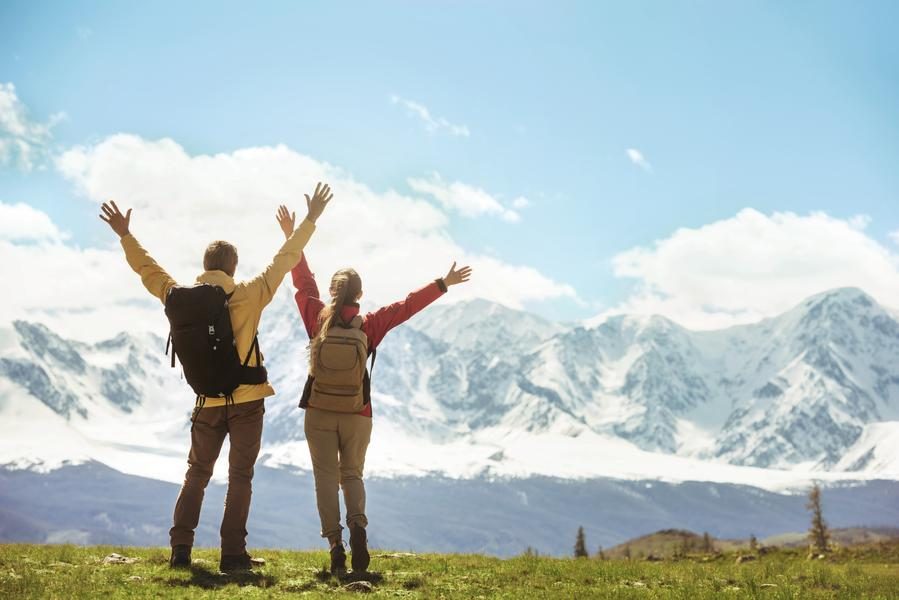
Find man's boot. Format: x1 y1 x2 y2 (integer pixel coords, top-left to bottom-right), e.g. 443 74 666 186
170 545 191 569
219 552 254 573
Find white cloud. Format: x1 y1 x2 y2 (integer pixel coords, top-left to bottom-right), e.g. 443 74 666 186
511 196 530 209
7 134 578 339
390 95 470 137
0 82 65 171
848 215 870 230
594 208 899 329
408 172 522 222
625 148 652 172
0 202 67 242
890 230 899 246
0 200 160 339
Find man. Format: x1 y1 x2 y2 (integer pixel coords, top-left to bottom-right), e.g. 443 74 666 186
99 183 333 572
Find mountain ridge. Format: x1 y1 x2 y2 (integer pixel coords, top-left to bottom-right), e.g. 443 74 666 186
1 286 898 486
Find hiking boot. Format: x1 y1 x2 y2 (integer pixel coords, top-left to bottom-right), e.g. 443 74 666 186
350 525 370 572
219 552 253 573
169 545 191 568
330 543 347 577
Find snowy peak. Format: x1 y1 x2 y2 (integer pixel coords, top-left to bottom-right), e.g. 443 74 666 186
12 321 88 375
0 321 176 420
798 286 877 313
768 287 897 352
409 298 566 353
1 321 88 419
709 288 899 468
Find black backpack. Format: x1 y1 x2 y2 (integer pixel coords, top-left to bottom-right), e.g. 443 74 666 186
164 284 267 402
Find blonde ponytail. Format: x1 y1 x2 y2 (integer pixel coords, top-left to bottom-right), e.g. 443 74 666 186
310 268 362 369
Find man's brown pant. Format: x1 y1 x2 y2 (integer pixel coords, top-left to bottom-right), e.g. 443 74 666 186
304 407 373 544
170 399 264 555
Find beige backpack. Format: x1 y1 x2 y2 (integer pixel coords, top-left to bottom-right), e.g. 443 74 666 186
307 315 370 413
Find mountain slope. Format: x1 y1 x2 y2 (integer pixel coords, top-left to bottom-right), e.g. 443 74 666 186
710 288 899 468
4 462 899 555
0 320 188 479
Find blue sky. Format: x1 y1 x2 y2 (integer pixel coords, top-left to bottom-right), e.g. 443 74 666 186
1 0 898 326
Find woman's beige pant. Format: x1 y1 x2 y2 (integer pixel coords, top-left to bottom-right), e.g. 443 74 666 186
304 407 373 543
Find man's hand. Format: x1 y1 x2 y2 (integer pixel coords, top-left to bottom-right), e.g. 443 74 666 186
305 182 333 225
443 262 472 287
99 201 132 238
277 204 296 239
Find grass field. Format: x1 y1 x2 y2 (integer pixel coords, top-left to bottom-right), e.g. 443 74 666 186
2 543 899 599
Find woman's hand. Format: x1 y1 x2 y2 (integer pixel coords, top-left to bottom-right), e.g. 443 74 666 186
443 261 472 287
276 204 296 239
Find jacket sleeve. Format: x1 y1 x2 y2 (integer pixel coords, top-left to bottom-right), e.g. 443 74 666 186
291 253 325 339
120 234 179 304
242 218 316 310
364 279 447 350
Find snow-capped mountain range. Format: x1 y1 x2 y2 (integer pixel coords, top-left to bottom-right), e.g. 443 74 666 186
1 286 898 490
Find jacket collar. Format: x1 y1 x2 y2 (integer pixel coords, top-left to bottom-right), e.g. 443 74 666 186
196 270 236 293
340 303 360 322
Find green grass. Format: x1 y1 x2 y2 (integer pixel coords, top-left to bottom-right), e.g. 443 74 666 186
2 543 899 599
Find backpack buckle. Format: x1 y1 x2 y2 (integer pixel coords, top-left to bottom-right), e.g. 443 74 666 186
208 325 215 336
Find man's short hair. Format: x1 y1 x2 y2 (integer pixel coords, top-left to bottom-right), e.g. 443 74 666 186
203 241 238 276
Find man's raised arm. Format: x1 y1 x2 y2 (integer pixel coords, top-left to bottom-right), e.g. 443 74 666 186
243 182 333 309
100 201 177 304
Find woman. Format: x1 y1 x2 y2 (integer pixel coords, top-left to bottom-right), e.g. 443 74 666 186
277 204 472 575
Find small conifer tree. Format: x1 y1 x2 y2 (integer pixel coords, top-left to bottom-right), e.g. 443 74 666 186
574 526 589 558
807 483 830 553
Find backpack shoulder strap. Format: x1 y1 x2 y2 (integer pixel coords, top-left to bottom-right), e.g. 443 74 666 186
368 347 377 377
165 332 176 368
361 347 377 406
242 333 261 367
332 314 363 330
